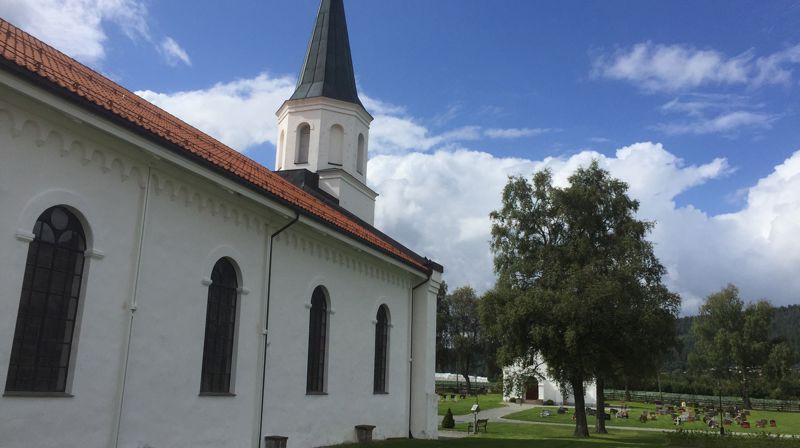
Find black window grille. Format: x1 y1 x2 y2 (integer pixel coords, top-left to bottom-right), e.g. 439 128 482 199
373 305 389 394
200 258 238 394
306 287 328 393
6 206 86 393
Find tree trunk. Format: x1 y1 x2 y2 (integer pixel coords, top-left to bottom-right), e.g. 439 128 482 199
595 377 607 434
461 372 472 394
741 374 752 410
571 378 590 438
624 379 631 402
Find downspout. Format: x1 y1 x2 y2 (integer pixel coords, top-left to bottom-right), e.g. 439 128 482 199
257 212 300 447
113 166 152 448
408 271 431 439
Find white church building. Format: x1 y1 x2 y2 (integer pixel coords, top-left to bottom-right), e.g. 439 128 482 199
0 1 443 447
503 358 597 406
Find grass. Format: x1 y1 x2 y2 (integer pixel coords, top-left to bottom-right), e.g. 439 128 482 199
330 411 800 448
502 401 800 435
438 393 506 416
412 422 668 447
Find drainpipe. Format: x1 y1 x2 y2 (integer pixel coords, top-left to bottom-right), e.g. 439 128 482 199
113 166 152 448
257 212 300 447
408 271 431 439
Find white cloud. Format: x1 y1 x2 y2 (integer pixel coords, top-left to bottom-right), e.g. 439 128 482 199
657 94 775 135
589 137 611 143
0 0 149 65
656 111 776 135
594 41 800 92
370 143 800 313
135 74 554 156
660 93 751 117
131 73 800 313
484 128 552 139
136 73 296 151
753 44 800 86
160 37 191 67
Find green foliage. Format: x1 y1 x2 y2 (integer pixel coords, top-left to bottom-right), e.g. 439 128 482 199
771 305 800 353
442 408 455 429
652 304 800 401
545 399 555 406
666 430 800 448
690 285 787 408
435 281 450 372
484 162 680 437
439 286 484 391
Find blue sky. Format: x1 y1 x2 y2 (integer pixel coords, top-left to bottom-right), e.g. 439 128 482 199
3 0 800 312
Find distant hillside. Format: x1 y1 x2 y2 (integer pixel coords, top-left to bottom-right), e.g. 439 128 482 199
772 304 800 350
665 304 800 371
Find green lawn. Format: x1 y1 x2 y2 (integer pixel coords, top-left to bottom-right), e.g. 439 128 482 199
423 422 668 447
438 393 506 416
337 423 800 448
502 401 800 435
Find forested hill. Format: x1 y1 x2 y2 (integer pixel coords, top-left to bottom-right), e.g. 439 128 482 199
772 304 800 351
666 304 800 371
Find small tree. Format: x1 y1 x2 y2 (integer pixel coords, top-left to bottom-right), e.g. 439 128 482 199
441 408 455 429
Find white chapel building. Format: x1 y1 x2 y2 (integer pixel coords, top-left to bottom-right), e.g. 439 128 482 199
503 358 597 406
0 1 443 447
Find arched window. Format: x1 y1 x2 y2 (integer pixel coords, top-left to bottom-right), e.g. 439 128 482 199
306 286 328 393
277 130 285 170
373 305 389 393
329 125 344 166
200 258 238 394
6 206 86 393
356 134 366 175
296 123 310 164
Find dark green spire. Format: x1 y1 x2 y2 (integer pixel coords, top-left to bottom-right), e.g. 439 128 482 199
290 0 363 107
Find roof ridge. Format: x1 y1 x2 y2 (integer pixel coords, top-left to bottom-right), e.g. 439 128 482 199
0 17 438 274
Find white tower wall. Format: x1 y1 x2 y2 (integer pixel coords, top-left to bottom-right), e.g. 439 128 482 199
275 97 377 224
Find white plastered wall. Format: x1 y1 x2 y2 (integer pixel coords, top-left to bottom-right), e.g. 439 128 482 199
0 84 148 448
0 76 439 448
275 97 371 183
262 225 418 448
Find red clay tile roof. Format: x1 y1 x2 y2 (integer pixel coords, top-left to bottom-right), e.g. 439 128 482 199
0 19 438 274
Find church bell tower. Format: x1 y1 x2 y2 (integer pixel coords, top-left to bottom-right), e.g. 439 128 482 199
275 0 377 225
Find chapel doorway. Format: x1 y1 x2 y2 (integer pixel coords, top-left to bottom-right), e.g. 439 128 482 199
525 382 539 401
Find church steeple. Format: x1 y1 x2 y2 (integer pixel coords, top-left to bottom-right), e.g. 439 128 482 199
290 0 362 107
275 0 376 225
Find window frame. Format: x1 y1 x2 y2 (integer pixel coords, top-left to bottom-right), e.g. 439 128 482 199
373 305 390 394
296 123 311 165
306 286 329 395
199 258 240 396
356 133 366 174
5 206 88 395
329 124 344 166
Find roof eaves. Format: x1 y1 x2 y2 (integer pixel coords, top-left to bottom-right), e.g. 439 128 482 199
0 48 433 275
